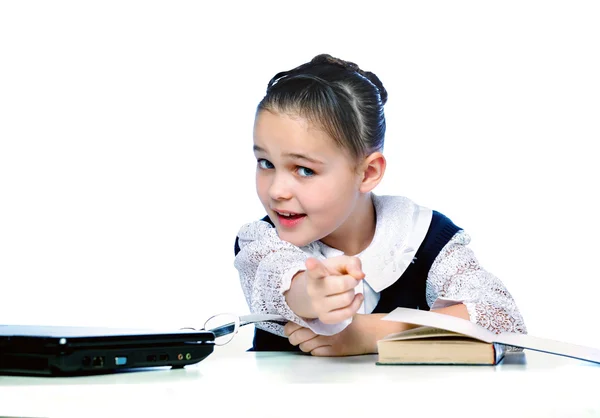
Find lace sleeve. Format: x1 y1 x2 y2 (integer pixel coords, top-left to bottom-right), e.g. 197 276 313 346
426 231 528 339
234 220 350 337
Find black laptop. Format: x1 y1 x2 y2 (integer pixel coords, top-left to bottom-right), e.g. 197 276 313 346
0 324 215 376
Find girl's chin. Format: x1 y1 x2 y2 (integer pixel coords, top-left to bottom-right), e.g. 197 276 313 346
275 231 313 248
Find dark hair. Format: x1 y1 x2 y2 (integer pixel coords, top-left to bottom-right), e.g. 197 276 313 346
257 54 387 161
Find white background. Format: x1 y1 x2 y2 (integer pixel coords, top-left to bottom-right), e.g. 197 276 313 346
1 1 598 351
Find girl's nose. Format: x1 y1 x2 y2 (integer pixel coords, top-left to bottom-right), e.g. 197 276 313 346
268 174 293 201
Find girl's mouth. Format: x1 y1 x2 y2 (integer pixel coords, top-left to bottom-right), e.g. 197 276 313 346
274 211 306 228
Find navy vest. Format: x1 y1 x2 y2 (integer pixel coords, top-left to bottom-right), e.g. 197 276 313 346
234 210 461 351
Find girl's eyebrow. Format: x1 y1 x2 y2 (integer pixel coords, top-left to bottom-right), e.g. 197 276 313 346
253 145 324 165
284 152 324 165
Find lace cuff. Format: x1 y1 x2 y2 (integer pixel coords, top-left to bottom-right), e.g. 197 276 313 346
465 301 527 335
235 220 351 337
429 297 526 334
429 297 525 352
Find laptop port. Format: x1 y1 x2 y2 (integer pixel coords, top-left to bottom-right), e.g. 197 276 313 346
159 354 169 361
92 356 105 368
147 354 157 362
115 356 127 366
82 356 91 367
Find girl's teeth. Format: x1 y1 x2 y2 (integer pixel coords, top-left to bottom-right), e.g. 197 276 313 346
279 212 297 217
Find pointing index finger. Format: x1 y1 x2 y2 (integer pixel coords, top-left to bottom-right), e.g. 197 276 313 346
324 256 365 280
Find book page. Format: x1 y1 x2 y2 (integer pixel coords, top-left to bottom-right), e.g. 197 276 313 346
494 332 600 364
382 307 497 343
383 325 477 341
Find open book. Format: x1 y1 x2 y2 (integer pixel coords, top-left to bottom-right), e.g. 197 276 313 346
377 307 600 365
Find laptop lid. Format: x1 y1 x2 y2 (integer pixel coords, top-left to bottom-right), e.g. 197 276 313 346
0 324 215 376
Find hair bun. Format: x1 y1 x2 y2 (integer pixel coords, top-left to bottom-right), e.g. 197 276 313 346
310 54 358 72
310 54 387 105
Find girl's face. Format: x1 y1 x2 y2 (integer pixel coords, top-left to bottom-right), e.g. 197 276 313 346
253 110 363 248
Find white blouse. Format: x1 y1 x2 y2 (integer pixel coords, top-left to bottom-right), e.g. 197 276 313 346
234 194 527 339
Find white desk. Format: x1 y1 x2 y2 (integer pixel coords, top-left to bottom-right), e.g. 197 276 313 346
0 346 599 418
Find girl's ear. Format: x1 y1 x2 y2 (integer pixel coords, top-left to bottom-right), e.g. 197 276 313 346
359 152 386 193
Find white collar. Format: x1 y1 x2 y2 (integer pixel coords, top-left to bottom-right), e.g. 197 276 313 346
305 195 432 293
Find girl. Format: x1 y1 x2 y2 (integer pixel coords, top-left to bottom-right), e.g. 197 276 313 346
234 54 526 356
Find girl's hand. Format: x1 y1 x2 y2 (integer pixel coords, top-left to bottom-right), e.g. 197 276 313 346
284 314 374 356
303 256 365 324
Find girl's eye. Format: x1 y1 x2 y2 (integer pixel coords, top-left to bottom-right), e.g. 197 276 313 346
297 166 315 177
257 159 274 170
